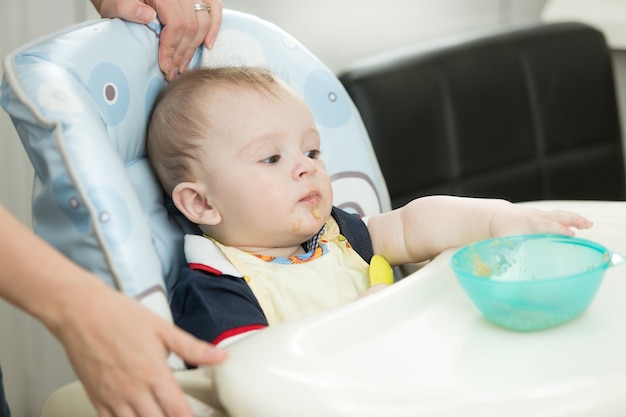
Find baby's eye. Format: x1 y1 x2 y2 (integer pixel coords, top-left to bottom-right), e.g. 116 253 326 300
261 154 281 164
305 149 321 159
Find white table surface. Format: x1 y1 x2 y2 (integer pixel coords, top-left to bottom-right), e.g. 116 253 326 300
214 201 626 417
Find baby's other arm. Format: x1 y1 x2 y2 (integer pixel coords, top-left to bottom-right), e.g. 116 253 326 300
366 196 592 266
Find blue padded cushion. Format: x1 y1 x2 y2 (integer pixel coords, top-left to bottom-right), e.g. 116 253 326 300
1 10 390 317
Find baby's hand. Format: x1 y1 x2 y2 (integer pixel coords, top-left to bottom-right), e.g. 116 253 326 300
490 204 593 237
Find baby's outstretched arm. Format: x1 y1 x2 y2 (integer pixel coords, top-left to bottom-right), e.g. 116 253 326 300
367 196 593 266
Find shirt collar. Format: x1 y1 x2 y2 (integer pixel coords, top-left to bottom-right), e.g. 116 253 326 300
301 224 326 253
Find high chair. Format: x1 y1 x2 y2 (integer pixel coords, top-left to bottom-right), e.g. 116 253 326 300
6 9 626 417
1 9 390 416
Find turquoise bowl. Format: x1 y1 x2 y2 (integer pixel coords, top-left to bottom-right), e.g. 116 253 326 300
450 234 624 331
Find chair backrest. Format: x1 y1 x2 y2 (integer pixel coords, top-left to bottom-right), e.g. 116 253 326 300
1 10 390 320
340 22 626 209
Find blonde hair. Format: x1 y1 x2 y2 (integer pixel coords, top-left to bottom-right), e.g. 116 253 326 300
147 66 278 195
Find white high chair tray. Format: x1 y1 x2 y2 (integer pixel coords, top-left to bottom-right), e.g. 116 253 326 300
214 201 626 417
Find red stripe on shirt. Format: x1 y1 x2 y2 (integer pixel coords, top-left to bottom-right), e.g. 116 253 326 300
212 324 267 345
188 262 223 275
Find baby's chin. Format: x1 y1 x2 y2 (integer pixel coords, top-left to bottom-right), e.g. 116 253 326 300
289 221 325 238
290 207 330 233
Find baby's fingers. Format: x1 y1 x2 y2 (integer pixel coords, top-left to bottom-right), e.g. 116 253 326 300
539 210 593 234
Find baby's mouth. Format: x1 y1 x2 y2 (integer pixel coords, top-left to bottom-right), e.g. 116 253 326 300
299 191 321 205
299 192 323 219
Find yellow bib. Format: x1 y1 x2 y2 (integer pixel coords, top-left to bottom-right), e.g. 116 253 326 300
213 217 371 325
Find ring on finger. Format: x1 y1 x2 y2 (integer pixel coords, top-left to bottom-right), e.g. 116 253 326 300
193 2 211 12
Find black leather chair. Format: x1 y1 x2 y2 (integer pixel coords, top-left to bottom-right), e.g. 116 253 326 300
340 22 626 209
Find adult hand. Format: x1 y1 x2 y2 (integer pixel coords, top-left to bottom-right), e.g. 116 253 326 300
0 205 228 417
91 0 223 80
49 279 228 417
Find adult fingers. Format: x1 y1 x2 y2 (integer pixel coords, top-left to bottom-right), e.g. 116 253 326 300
92 0 157 24
165 323 228 367
90 343 194 417
149 0 217 79
146 0 188 79
179 0 215 76
151 369 196 417
202 0 223 49
133 387 174 417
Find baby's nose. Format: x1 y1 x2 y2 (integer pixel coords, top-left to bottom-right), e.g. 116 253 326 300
294 153 318 178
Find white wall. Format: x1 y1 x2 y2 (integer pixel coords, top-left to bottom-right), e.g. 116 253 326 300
0 1 545 415
227 0 548 73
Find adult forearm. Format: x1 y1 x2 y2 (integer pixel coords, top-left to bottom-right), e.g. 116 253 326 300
0 205 106 331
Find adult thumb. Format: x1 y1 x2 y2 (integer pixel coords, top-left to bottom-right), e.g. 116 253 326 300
98 0 156 24
132 3 157 24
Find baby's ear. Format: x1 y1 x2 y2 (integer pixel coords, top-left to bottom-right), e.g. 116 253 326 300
171 182 222 226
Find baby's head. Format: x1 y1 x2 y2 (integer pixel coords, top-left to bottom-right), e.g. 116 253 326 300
148 66 277 196
147 67 333 253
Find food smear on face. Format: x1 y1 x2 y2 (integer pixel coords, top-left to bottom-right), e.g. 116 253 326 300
290 216 301 232
311 206 322 219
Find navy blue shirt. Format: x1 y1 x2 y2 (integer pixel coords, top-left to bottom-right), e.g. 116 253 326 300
170 206 373 347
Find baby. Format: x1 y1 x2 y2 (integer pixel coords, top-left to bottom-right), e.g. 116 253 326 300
147 66 592 348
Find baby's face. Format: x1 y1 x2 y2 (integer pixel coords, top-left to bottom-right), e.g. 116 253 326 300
199 81 333 252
